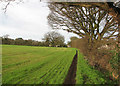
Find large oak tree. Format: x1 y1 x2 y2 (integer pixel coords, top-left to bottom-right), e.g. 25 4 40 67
48 2 118 49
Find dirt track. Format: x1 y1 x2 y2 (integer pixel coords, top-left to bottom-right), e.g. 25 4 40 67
63 50 78 85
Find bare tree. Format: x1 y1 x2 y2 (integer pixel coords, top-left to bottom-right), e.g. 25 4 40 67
1 0 23 13
43 31 65 47
2 34 9 38
48 2 118 49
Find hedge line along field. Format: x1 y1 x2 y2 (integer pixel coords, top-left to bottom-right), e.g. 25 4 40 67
2 45 76 84
76 51 105 84
76 51 117 85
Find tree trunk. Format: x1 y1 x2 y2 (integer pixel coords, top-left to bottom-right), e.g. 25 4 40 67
118 18 120 56
117 15 120 82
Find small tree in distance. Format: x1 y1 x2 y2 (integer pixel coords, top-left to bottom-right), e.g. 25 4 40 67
43 31 65 47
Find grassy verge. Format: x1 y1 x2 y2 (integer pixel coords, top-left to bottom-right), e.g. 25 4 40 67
76 50 110 85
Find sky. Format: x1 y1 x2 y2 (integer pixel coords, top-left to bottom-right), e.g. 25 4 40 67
0 0 78 43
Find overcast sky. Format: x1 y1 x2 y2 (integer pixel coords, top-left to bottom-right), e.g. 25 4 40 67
0 0 78 43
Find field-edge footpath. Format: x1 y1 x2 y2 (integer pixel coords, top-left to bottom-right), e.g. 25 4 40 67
63 50 78 85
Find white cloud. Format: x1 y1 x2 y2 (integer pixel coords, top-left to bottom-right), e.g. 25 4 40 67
0 0 78 43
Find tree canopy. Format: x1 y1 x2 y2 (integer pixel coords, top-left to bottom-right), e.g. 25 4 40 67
43 31 65 47
48 2 118 45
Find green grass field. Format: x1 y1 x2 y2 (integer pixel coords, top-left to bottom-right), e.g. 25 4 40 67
2 45 115 85
2 45 76 84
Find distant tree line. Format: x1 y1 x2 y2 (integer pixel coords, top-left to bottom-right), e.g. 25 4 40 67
0 32 67 47
1 37 44 46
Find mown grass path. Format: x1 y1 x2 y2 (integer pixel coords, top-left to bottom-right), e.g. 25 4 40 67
75 50 116 85
63 50 78 85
